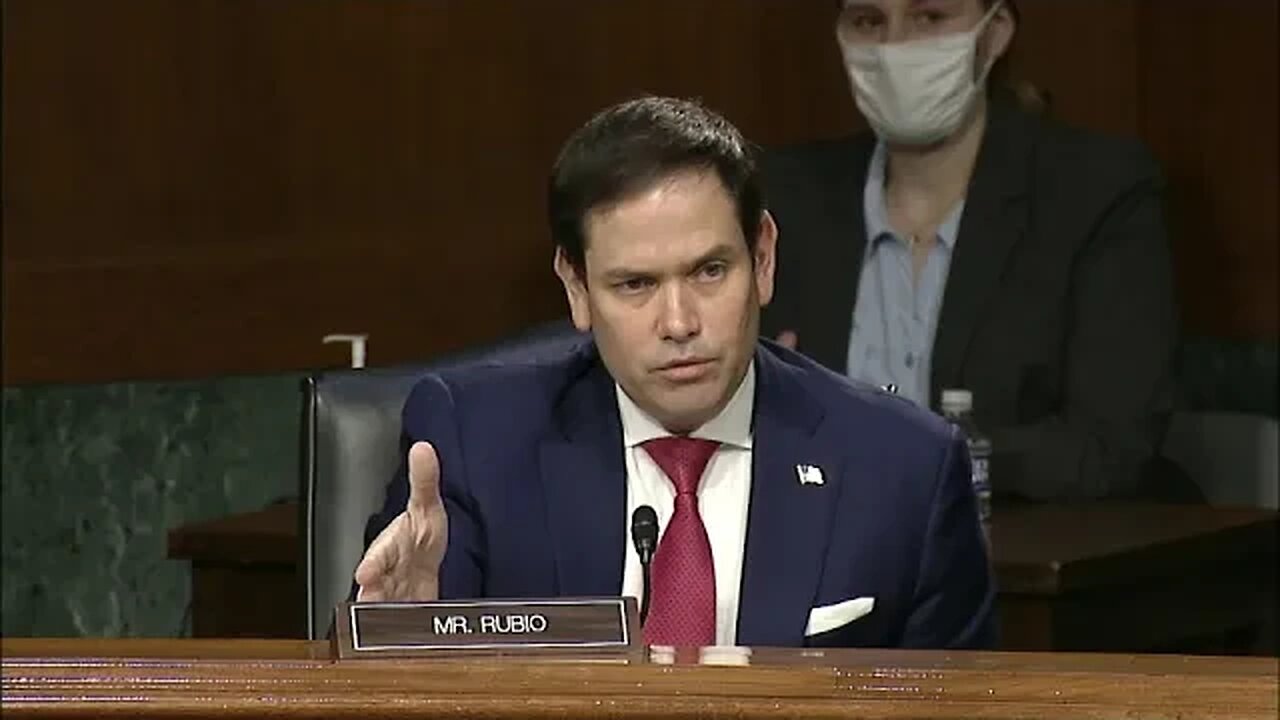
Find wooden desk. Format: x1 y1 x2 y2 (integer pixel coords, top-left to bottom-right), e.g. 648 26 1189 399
990 504 1276 653
168 502 1277 653
167 501 301 639
3 638 1276 719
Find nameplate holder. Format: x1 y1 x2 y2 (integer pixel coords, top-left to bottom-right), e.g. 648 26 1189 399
333 596 640 660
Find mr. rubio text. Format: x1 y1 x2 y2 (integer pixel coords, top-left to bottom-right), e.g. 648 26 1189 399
432 613 549 635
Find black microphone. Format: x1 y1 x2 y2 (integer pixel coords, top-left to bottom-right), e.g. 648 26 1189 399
631 505 659 625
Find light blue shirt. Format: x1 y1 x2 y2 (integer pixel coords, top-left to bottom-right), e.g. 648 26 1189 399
847 142 965 408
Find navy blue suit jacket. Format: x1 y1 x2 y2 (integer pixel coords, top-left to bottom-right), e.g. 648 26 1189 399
365 336 997 649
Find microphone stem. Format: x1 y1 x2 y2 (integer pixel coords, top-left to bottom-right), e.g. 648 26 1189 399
639 553 652 626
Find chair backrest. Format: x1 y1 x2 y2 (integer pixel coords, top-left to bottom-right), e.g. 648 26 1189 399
299 319 584 639
1162 411 1279 510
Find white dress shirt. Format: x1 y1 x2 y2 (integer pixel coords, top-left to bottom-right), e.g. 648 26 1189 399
618 362 755 647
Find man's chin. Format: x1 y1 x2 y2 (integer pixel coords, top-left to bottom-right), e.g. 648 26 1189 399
648 388 727 432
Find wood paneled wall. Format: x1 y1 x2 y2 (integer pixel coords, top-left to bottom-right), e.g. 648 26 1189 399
3 0 1275 384
1137 0 1279 340
1014 0 1278 339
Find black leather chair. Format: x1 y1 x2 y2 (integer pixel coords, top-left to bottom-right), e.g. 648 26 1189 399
298 319 583 639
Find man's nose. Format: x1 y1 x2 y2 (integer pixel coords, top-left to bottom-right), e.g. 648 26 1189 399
656 282 700 342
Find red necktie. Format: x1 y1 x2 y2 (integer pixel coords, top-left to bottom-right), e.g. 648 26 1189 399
641 436 719 647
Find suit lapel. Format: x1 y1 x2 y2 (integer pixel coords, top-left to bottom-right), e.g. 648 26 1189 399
736 345 837 646
930 101 1035 405
539 348 627 596
794 139 877 374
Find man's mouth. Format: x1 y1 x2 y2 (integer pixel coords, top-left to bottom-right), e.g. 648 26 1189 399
655 358 715 381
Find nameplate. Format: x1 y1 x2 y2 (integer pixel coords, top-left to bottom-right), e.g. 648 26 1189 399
332 597 639 659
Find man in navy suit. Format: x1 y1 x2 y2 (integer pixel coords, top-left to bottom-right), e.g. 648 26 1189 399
355 96 995 649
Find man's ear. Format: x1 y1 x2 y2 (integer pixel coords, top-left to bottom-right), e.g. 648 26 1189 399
553 247 592 331
754 210 779 307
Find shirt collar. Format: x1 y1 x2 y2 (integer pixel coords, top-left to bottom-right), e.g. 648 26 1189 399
615 361 755 450
863 140 965 253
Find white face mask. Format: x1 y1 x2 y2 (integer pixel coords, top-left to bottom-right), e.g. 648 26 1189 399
839 2 1003 146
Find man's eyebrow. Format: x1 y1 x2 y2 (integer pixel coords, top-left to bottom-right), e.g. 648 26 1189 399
597 244 737 282
600 267 652 282
683 244 736 272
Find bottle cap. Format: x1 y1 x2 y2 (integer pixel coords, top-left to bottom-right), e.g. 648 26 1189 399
940 388 973 413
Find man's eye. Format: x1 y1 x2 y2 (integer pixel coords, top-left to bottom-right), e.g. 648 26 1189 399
698 262 728 281
616 278 653 293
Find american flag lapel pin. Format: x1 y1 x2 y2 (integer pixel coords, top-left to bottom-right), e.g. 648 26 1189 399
796 464 825 486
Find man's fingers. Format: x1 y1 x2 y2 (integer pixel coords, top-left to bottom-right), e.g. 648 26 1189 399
352 553 381 590
353 519 402 588
776 330 798 350
352 443 446 603
406 441 443 515
355 583 382 602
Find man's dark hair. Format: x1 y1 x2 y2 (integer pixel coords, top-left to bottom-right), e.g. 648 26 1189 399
547 96 764 276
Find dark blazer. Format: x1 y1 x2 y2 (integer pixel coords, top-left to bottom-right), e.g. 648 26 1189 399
760 100 1180 501
366 337 996 649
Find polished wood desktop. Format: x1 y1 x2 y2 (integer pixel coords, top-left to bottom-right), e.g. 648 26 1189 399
168 501 1277 653
3 638 1276 719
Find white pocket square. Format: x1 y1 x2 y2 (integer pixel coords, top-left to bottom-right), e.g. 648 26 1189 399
805 596 876 636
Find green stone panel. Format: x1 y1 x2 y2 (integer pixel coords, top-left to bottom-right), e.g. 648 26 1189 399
1 375 300 637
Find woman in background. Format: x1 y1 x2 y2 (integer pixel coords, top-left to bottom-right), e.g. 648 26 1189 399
761 0 1192 502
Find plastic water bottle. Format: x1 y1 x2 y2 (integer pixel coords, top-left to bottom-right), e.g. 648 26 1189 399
940 389 992 538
